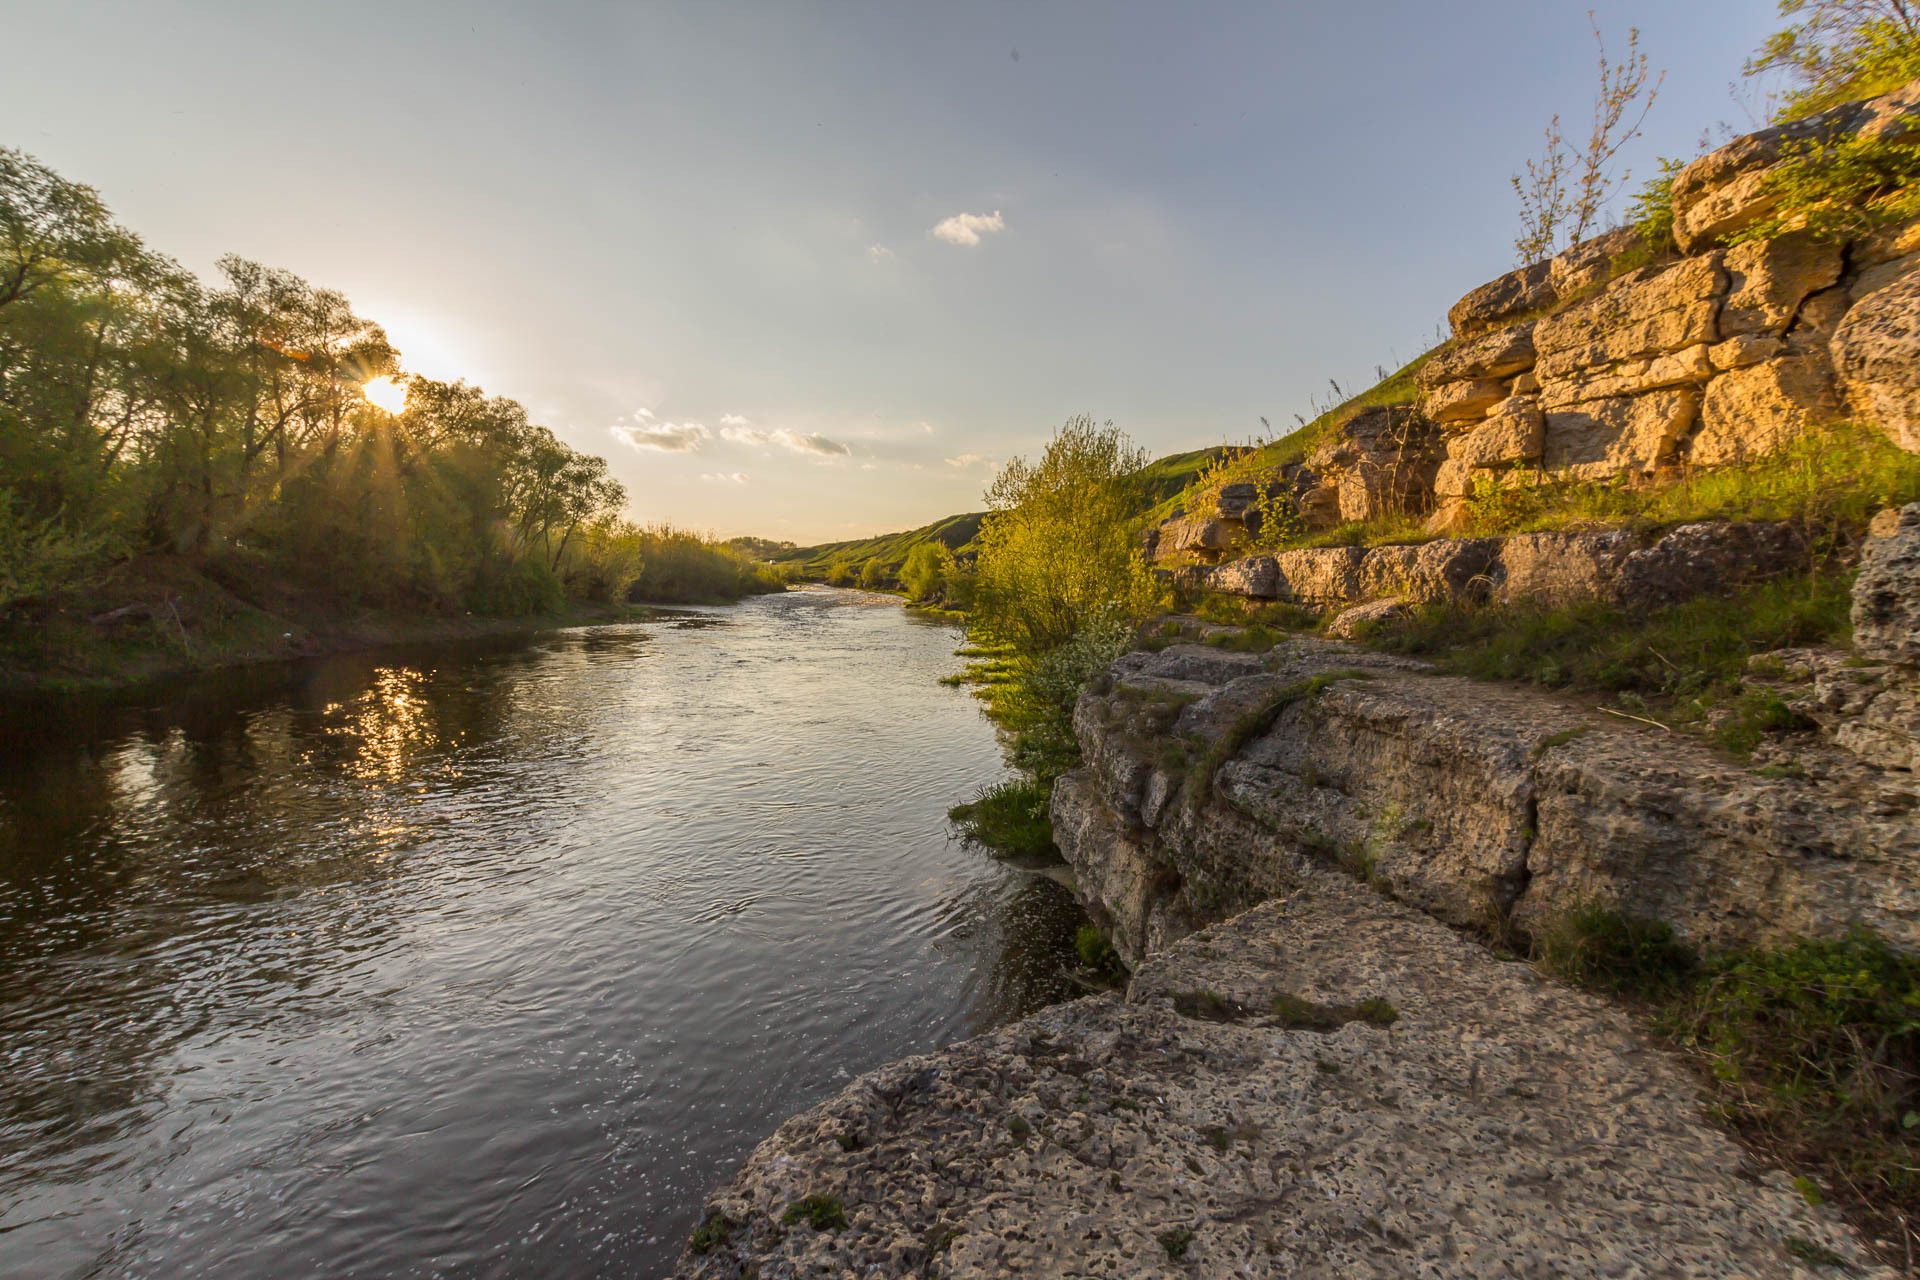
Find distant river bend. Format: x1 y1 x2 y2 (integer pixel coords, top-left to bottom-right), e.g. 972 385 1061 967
0 587 1082 1279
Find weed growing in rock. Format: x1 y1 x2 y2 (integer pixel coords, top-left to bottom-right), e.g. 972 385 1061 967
947 778 1058 860
781 1195 848 1231
1784 1236 1851 1268
1157 1226 1194 1259
689 1211 732 1254
1534 906 1697 997
1074 924 1129 982
1539 912 1920 1252
1270 992 1399 1030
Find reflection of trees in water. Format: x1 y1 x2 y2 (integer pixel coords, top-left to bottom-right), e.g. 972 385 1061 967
936 870 1089 1037
0 634 590 1188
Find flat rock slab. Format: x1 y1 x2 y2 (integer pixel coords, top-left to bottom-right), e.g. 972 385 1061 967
675 876 1887 1278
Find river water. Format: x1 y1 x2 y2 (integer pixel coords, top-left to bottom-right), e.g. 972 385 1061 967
0 587 1084 1279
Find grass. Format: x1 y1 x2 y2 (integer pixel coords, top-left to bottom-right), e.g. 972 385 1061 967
780 1195 848 1231
947 777 1058 860
1353 573 1848 754
1190 594 1323 632
1534 906 1696 997
1270 992 1399 1030
1537 908 1920 1260
1202 624 1281 653
1145 348 1441 530
1461 422 1920 549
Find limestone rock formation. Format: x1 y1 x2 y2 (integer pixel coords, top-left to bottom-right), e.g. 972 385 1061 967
1670 79 1920 253
678 879 1895 1279
1834 272 1920 453
1854 502 1920 664
1204 521 1806 612
1062 636 1920 966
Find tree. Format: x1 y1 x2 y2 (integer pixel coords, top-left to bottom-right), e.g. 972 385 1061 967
970 415 1163 654
858 555 886 589
1749 0 1920 119
1512 16 1665 262
899 541 951 601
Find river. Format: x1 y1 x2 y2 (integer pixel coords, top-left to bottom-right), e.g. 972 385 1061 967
0 587 1084 1279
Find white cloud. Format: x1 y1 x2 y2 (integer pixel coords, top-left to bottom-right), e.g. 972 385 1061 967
610 421 709 453
919 422 936 435
945 452 993 468
867 244 894 263
700 472 748 484
931 210 1005 247
718 415 852 457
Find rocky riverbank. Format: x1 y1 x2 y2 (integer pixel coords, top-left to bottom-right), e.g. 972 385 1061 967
676 874 1891 1278
674 85 1920 1275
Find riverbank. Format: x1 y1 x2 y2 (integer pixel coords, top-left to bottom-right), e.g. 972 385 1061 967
0 552 700 695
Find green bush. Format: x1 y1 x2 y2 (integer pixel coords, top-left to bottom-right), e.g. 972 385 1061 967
858 555 887 590
970 416 1165 654
1728 131 1920 245
1665 932 1920 1208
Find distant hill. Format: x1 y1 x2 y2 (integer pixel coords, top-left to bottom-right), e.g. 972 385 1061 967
774 444 1235 578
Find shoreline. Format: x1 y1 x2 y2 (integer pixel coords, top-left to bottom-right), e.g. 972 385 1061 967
0 591 757 700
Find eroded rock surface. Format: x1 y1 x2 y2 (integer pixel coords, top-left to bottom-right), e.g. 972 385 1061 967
677 881 1891 1279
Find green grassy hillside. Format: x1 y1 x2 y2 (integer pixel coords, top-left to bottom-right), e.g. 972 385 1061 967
778 445 1235 580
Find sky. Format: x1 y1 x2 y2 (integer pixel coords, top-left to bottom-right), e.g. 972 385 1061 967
5 1 1787 543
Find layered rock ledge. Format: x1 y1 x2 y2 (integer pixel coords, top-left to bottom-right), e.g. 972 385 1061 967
676 876 1889 1278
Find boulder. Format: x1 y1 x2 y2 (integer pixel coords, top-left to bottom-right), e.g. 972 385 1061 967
1421 376 1508 425
1448 259 1554 338
1546 225 1644 297
1692 356 1839 465
1356 539 1500 605
1415 320 1537 388
1494 530 1637 605
1832 270 1920 452
1157 513 1242 557
1718 231 1845 338
1325 595 1408 640
1433 456 1475 499
1533 255 1725 384
1542 388 1697 479
1209 554 1279 599
1707 333 1781 371
1670 78 1920 252
1854 502 1920 665
1337 453 1438 522
1271 546 1365 604
1494 523 1804 607
1215 482 1260 518
1448 396 1545 468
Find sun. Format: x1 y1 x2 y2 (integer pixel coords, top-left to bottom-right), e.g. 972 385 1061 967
362 375 408 415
